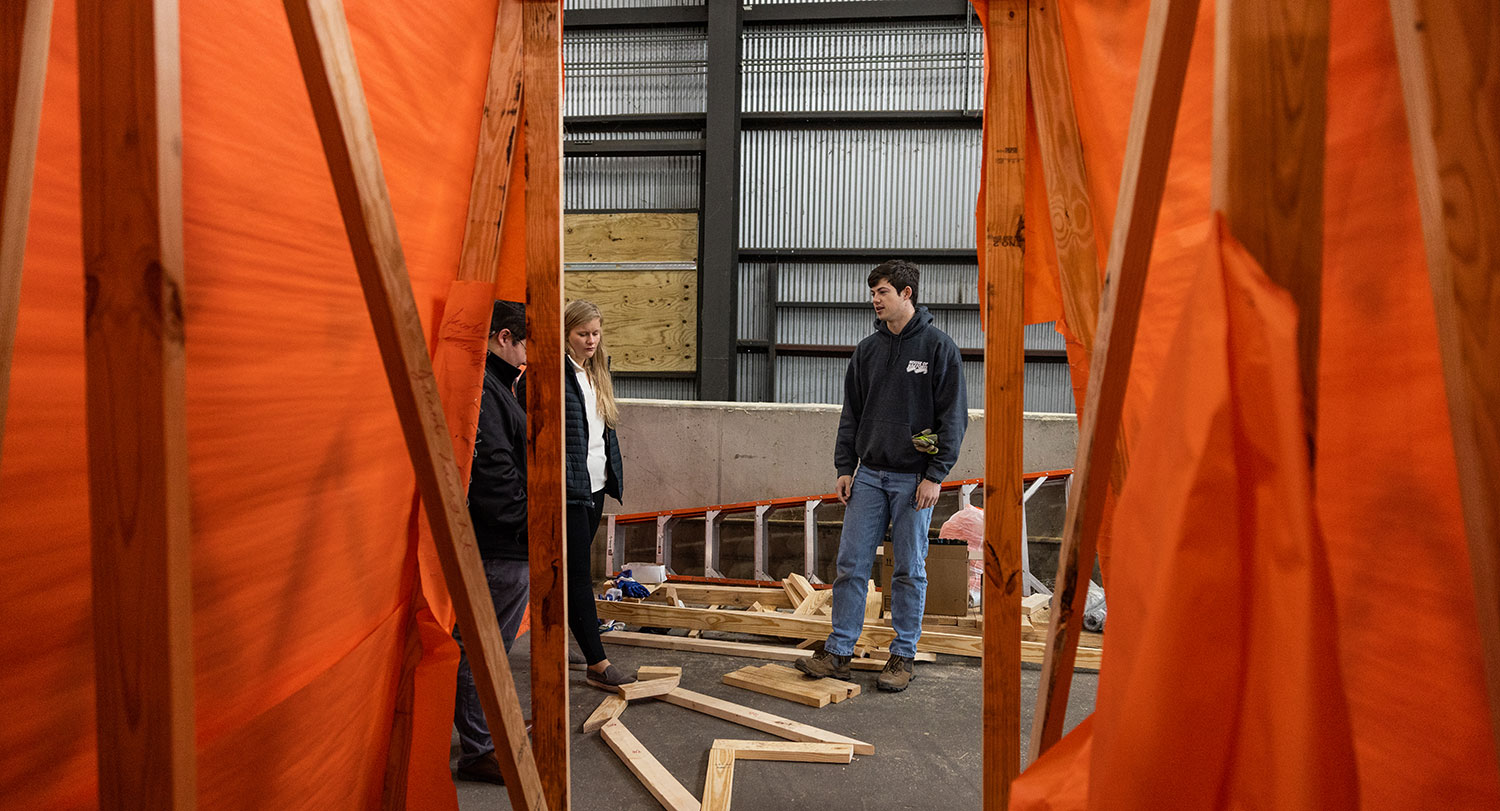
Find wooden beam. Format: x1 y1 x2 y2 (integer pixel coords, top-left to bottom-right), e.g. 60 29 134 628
589 673 681 701
701 744 736 811
981 2 1027 806
601 628 925 670
1213 0 1328 432
278 2 545 808
600 719 702 811
1388 0 1500 762
713 740 854 764
660 687 874 755
77 1 195 806
643 583 796 609
0 0 50 464
1029 0 1204 761
581 694 628 734
522 2 569 808
595 599 985 656
457 1 524 284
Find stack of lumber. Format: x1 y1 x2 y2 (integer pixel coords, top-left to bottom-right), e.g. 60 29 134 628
595 575 1104 670
722 664 860 708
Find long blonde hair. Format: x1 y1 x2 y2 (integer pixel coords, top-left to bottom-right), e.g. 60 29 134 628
564 299 619 428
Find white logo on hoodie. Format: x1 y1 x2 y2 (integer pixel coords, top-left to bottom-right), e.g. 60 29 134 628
906 360 929 374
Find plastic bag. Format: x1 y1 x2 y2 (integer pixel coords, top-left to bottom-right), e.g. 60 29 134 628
1083 580 1107 632
937 506 986 607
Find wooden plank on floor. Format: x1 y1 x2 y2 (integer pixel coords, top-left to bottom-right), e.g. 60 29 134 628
1389 0 1500 759
601 719 702 811
601 629 921 671
723 667 833 708
521 2 568 808
77 1 195 805
596 600 984 657
0 0 50 464
279 2 545 808
1030 0 1205 763
591 674 681 702
700 745 735 811
638 665 683 681
1214 0 1328 430
753 664 859 702
713 740 854 764
581 694 628 734
661 688 875 755
982 3 1028 805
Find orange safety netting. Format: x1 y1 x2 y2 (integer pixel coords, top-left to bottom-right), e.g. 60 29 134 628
977 0 1499 808
0 2 523 808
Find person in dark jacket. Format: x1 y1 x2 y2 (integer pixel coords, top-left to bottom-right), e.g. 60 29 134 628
563 299 635 688
453 300 531 784
796 260 968 693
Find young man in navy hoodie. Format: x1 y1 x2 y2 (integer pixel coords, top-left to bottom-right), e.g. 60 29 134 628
796 260 968 692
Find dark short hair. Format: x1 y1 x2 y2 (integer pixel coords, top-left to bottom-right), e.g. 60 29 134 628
868 260 920 304
489 299 527 341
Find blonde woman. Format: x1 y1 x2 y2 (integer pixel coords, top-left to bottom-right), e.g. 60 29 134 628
563 300 634 687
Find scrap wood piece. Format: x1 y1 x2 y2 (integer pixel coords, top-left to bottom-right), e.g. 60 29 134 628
864 581 883 620
582 694 628 734
782 574 813 607
600 719 701 811
700 744 735 811
638 665 683 681
792 588 833 616
645 585 795 610
1021 594 1050 616
757 664 859 701
590 673 681 701
600 629 925 670
661 687 873 755
722 665 859 708
714 739 854 764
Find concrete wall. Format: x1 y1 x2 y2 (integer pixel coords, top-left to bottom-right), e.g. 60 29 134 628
612 399 1078 514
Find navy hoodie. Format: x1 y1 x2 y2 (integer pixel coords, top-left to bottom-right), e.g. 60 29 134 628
834 306 967 482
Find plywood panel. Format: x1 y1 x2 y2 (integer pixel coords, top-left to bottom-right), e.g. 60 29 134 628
566 270 696 373
564 212 698 263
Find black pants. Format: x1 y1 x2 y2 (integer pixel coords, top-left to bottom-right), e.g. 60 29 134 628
567 489 608 665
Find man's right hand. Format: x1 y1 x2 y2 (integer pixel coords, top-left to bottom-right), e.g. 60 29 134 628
835 475 853 505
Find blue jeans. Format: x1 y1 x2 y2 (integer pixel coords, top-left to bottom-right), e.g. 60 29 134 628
826 467 933 659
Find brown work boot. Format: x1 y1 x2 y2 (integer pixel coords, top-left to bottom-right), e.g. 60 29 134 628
796 648 852 680
876 655 916 692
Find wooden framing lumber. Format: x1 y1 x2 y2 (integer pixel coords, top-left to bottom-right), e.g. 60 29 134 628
279 2 545 808
590 673 681 701
581 694 628 734
722 664 859 708
595 599 984 657
601 629 925 671
638 665 683 680
660 687 874 755
700 743 735 811
457 0 524 284
982 2 1028 804
77 1 196 805
713 740 854 764
1388 0 1500 760
1213 0 1328 432
522 2 569 808
645 584 795 609
600 719 702 811
0 0 50 464
1030 0 1204 762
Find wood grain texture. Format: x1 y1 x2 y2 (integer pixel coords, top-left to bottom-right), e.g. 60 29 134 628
600 719 703 811
1389 0 1500 760
522 1 569 809
723 669 832 708
581 694 628 734
982 2 1028 806
279 1 545 808
1029 0 1204 762
563 269 695 372
1213 0 1328 431
644 585 796 609
77 1 196 806
564 212 698 263
701 745 736 811
457 1 523 283
590 673 681 701
595 599 985 657
661 687 875 755
0 0 50 463
601 628 917 672
712 740 853 764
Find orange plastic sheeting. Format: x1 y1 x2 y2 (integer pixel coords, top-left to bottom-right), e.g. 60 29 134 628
1093 219 1356 807
1316 2 1500 805
0 2 499 808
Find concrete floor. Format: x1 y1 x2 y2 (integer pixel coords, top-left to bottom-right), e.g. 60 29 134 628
454 632 1097 811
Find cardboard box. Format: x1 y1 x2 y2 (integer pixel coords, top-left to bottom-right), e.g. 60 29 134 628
879 540 971 617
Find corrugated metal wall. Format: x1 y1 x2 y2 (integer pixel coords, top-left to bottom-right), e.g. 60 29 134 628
565 0 701 9
564 153 700 211
769 355 1075 413
740 128 980 250
564 27 706 117
742 20 981 113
